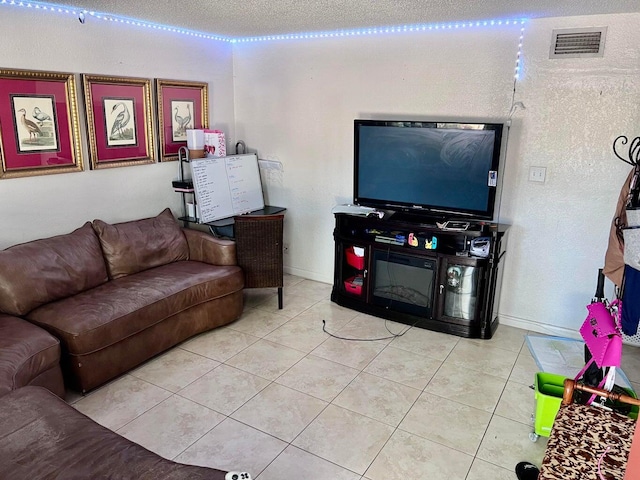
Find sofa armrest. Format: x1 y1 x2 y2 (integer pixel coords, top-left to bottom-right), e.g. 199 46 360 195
183 228 237 266
0 314 63 398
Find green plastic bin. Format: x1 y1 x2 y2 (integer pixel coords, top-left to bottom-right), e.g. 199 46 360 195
533 372 566 438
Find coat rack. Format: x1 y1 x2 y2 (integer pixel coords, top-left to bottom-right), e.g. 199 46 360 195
613 136 640 220
613 135 640 166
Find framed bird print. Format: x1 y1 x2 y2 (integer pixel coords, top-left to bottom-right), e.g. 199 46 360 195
83 74 155 169
0 69 83 179
155 79 208 162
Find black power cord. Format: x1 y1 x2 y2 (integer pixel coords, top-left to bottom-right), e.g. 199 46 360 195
321 317 419 342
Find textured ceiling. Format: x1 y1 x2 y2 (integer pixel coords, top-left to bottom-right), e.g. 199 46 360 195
52 0 640 38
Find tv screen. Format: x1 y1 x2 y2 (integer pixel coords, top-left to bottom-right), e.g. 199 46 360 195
354 120 503 220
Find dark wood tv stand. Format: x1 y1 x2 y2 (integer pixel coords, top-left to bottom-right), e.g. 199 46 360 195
331 212 509 339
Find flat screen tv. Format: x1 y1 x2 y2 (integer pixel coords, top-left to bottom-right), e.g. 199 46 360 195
354 120 504 221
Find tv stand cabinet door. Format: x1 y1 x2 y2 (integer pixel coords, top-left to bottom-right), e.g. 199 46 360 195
434 256 487 326
332 238 370 302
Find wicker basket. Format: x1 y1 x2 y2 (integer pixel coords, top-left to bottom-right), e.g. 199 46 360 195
233 214 285 308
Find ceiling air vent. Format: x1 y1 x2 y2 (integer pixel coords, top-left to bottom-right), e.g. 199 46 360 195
550 27 607 59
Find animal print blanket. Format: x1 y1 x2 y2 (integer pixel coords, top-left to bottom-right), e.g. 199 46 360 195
539 403 636 480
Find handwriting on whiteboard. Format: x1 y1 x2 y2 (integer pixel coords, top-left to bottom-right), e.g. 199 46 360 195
190 154 264 223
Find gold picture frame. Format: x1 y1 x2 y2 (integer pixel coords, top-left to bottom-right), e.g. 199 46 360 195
83 74 155 169
156 79 209 162
0 69 83 179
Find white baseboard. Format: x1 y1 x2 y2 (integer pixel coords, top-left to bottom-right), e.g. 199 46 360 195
284 266 332 285
499 314 581 340
500 315 640 346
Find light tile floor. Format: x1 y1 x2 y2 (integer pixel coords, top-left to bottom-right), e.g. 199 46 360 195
69 274 637 480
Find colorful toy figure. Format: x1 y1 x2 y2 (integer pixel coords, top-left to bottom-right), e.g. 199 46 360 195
408 233 419 247
425 236 437 250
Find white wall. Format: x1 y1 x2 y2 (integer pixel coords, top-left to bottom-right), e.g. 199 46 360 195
233 14 640 337
233 25 521 279
0 8 234 248
500 14 640 336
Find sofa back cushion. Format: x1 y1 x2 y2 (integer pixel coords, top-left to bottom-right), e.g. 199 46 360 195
92 208 188 279
0 223 108 316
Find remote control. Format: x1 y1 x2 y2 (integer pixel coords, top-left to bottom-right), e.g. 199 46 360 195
225 473 251 480
440 221 470 231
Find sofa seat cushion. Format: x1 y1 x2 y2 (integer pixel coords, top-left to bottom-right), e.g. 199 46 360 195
27 261 243 355
0 223 108 316
93 208 189 280
0 386 226 479
0 315 62 398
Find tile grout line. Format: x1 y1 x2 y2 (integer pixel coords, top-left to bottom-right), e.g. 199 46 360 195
362 334 463 477
76 280 545 477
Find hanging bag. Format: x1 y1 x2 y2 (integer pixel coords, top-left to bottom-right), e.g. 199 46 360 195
621 171 640 335
611 140 640 335
575 299 622 401
580 300 622 369
622 164 640 270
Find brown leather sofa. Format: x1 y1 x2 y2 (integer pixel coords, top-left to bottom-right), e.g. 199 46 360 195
0 314 65 398
0 386 227 479
0 208 244 393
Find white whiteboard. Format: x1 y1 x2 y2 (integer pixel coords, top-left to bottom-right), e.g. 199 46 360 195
190 153 265 223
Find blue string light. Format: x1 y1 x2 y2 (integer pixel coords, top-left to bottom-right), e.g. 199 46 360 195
0 0 232 41
234 19 525 43
1 0 527 47
514 25 526 80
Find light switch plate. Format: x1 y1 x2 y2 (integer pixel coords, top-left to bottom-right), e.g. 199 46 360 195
529 166 546 183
